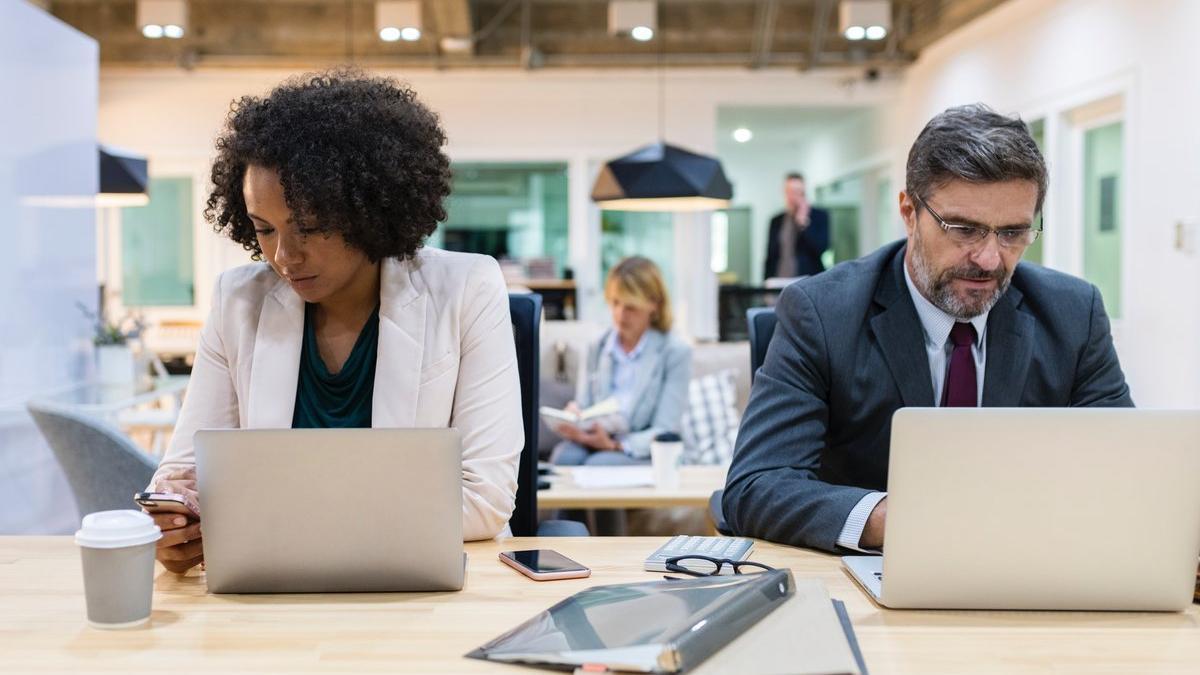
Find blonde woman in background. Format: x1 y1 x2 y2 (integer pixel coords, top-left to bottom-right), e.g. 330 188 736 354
551 256 692 466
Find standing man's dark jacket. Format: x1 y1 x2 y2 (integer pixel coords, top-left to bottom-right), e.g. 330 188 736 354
764 207 831 279
724 240 1133 552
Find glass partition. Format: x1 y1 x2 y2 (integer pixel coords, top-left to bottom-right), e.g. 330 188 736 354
120 177 194 306
1082 121 1123 318
439 162 569 277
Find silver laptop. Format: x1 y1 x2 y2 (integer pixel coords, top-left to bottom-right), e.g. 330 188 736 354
843 408 1200 611
195 428 465 594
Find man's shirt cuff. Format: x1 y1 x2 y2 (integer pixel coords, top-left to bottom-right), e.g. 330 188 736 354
836 491 888 553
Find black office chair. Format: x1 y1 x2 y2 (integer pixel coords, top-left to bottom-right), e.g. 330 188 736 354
746 307 778 384
508 293 589 537
708 307 781 536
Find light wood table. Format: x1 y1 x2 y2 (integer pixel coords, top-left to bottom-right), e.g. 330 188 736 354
2 536 1198 673
537 465 727 510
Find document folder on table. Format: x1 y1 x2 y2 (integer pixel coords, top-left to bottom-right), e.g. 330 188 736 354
466 570 793 673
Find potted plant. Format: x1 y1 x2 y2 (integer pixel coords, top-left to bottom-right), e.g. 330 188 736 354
77 302 146 385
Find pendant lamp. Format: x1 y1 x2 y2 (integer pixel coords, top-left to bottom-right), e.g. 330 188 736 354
98 145 150 207
591 142 733 212
591 26 733 212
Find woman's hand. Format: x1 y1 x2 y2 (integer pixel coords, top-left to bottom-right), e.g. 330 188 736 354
576 424 620 452
146 468 204 574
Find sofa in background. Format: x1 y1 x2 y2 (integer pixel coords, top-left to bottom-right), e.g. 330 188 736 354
537 320 751 462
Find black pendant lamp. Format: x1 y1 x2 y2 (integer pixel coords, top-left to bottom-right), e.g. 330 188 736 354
591 141 733 212
97 144 149 207
591 28 733 213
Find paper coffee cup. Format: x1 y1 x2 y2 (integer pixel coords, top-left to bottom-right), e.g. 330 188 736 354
74 510 162 629
651 432 684 490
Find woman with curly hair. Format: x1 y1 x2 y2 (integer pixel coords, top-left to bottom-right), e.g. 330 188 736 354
145 69 522 573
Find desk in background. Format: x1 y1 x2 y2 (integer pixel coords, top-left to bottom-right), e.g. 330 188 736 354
538 465 726 511
512 279 576 320
28 376 189 454
2 536 1197 673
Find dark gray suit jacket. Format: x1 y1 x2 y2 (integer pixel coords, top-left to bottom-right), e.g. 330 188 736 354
722 240 1133 552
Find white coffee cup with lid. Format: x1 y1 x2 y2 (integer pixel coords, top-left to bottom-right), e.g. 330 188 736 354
75 510 162 629
650 432 685 490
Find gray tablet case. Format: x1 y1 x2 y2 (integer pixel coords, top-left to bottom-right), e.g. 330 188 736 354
467 570 794 673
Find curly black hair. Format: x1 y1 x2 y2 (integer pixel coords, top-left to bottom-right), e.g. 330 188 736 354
205 68 451 262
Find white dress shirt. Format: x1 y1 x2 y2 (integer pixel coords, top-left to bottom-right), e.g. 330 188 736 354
604 330 649 455
605 330 650 419
835 262 990 552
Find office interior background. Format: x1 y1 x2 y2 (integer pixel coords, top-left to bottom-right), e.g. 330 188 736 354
3 0 1199 535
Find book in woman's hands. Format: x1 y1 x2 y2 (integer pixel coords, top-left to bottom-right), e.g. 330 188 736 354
540 398 629 435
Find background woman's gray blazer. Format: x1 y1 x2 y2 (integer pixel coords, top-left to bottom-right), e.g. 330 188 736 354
576 329 692 459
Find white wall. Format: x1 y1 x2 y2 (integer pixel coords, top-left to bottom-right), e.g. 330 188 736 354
903 0 1200 406
97 67 898 339
0 2 99 533
811 0 1200 406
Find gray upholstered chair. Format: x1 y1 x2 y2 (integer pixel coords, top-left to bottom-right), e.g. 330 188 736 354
26 403 156 516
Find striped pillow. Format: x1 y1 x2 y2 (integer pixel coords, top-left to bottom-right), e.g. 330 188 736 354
680 369 740 466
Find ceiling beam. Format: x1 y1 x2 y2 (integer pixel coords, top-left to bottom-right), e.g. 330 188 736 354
751 0 780 69
806 0 834 71
903 0 1004 53
425 0 473 56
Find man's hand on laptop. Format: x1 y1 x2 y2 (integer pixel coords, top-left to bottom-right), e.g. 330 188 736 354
859 497 887 550
148 468 204 574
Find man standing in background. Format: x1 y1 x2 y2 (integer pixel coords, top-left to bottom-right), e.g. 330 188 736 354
764 172 831 280
763 172 830 278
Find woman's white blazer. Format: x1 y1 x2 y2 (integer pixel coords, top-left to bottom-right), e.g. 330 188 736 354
149 248 523 541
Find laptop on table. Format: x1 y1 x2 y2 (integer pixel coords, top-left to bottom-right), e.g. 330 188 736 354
843 408 1200 611
196 428 465 594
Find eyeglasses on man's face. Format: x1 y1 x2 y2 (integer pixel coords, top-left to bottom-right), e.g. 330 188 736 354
914 194 1041 249
664 555 776 577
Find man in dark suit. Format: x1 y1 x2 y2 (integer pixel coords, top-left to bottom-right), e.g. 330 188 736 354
764 173 830 279
724 104 1132 553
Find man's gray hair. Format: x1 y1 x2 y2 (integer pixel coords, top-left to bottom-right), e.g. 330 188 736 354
906 104 1048 214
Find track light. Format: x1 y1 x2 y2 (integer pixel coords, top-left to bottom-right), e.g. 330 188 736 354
376 1 422 43
609 1 657 41
839 1 891 41
138 0 187 40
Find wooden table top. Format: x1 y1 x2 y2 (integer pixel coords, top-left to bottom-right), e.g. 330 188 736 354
2 536 1198 673
537 465 727 510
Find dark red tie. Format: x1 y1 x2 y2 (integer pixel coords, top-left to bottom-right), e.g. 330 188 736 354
942 322 978 407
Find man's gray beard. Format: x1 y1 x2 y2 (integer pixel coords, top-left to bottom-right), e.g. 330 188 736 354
909 230 1010 320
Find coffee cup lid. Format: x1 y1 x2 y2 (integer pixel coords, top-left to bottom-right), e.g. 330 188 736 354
653 432 683 443
75 510 162 549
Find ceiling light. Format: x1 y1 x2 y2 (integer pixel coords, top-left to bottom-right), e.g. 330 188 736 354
609 1 657 39
839 1 891 42
376 1 422 43
440 36 474 53
98 145 150 207
137 1 186 41
592 143 733 212
732 127 753 143
631 25 654 41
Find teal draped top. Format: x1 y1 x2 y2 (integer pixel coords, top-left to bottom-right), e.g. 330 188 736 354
291 303 379 429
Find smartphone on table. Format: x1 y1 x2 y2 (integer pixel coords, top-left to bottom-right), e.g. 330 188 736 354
134 491 198 519
499 549 591 581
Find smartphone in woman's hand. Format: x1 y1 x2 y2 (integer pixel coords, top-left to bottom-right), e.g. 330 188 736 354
135 491 198 519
